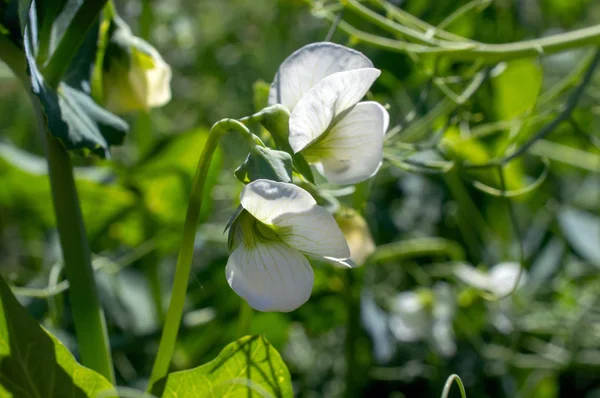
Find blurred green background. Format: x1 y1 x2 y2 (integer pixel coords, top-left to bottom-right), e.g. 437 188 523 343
1 0 600 397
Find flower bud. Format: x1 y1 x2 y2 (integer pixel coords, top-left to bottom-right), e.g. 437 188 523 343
102 18 172 114
335 208 375 265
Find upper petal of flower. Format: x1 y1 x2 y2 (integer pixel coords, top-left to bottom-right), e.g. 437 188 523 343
226 240 314 312
305 101 389 185
240 180 350 260
288 68 381 154
268 42 373 111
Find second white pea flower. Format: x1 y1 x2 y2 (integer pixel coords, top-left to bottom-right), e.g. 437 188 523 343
226 179 353 312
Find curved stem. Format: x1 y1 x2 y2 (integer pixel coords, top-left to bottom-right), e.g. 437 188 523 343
321 3 600 62
147 119 252 391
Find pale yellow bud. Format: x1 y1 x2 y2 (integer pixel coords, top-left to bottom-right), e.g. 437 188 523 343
335 208 375 266
102 23 171 114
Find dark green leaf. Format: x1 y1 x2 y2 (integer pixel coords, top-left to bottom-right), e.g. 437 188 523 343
23 28 127 157
152 335 293 398
0 275 116 397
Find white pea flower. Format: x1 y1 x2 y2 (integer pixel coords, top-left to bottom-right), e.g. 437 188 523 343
269 42 389 185
102 18 172 114
226 179 353 312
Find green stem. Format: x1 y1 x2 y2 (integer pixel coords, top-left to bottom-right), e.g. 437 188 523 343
236 301 254 337
43 0 109 88
368 237 466 263
344 268 362 398
147 119 253 391
322 4 600 62
36 110 114 381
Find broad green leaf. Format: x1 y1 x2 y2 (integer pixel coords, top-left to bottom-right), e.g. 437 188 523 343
152 335 293 398
0 275 116 397
493 59 542 120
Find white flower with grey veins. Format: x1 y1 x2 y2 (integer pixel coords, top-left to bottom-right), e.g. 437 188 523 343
226 179 353 312
269 42 389 185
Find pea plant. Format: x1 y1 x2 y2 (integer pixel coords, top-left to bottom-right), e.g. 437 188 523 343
0 0 599 397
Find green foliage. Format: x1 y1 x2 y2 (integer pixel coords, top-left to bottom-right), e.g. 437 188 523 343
2 0 600 397
0 275 115 397
152 335 293 398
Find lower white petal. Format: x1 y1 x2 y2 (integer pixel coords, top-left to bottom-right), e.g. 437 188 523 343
226 241 314 312
308 102 389 185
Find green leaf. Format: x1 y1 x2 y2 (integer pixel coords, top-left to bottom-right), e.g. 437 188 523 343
235 145 293 183
0 274 116 397
493 59 543 120
152 335 293 398
22 29 128 157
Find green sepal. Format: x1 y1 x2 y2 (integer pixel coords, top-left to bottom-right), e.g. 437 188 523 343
258 104 315 183
234 145 293 184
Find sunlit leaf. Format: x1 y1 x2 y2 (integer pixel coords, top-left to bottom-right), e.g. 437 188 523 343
152 335 293 398
493 58 543 120
0 275 116 397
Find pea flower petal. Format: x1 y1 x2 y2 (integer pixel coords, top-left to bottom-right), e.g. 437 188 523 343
240 179 350 260
226 240 314 312
268 42 373 111
306 102 389 185
288 68 381 154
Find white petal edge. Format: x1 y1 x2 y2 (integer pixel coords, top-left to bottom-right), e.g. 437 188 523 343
226 241 314 312
289 68 381 154
275 205 351 260
268 42 373 111
240 180 318 224
240 180 351 260
309 101 389 185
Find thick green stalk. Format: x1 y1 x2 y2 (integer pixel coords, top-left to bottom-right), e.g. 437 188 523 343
147 119 252 391
37 111 114 381
1 9 115 380
39 0 113 382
